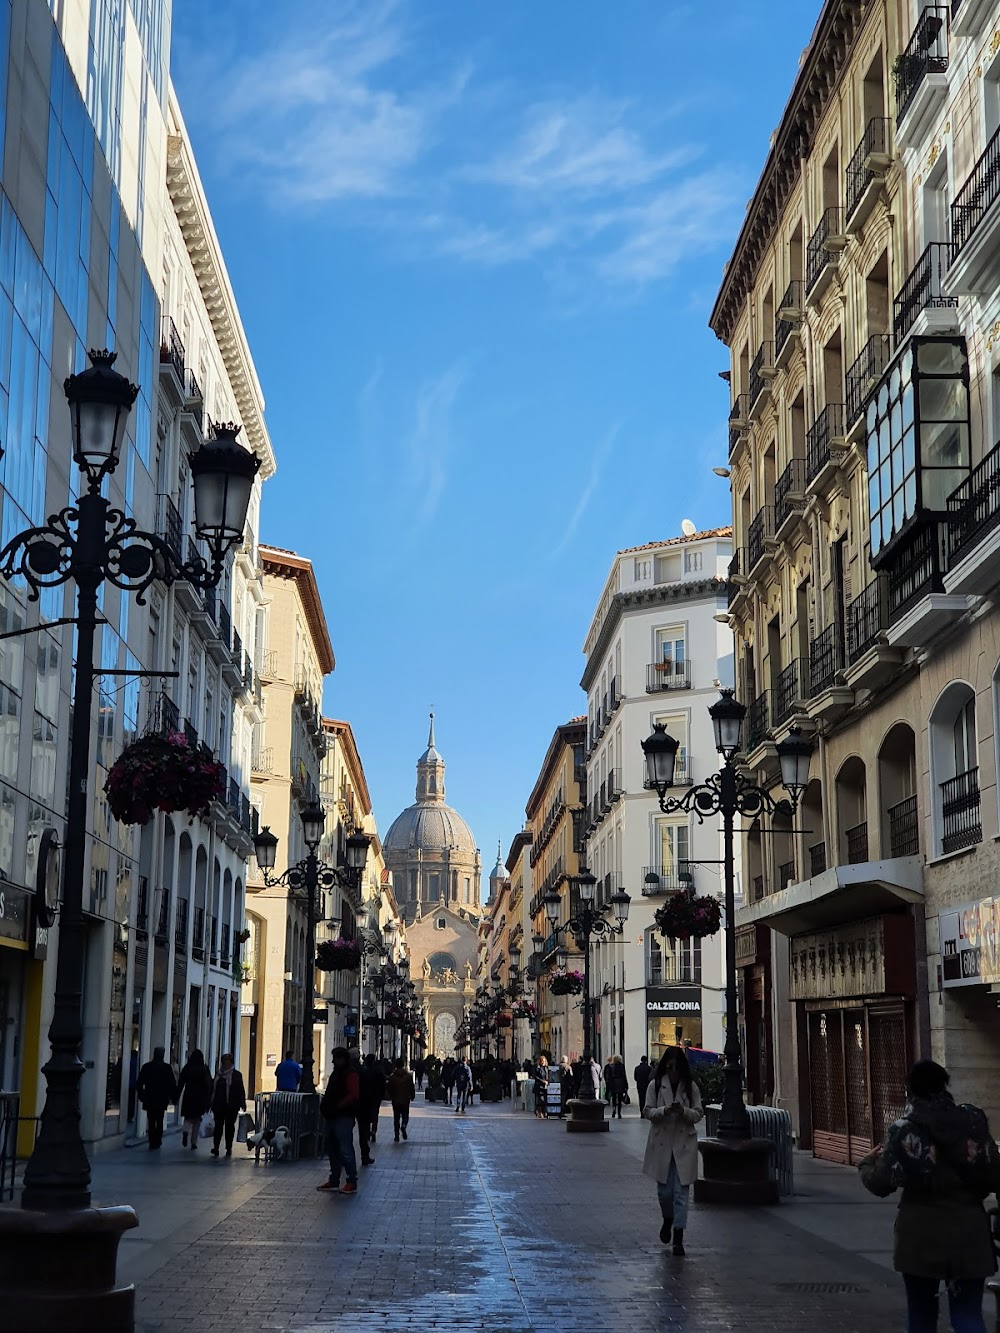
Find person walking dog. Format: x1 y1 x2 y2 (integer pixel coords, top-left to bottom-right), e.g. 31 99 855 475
859 1058 1000 1332
210 1053 247 1157
642 1046 703 1255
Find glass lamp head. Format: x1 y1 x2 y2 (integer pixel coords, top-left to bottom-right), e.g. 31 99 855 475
641 722 679 790
253 825 279 872
64 350 139 489
709 688 746 759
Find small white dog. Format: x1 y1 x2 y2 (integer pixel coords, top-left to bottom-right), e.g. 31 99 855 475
246 1124 292 1163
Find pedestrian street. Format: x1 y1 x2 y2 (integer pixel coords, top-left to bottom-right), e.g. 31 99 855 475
108 1100 910 1333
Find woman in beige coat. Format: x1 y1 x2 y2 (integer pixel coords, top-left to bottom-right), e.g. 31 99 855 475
642 1047 704 1254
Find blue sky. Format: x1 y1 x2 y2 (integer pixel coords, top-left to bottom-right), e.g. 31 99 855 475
170 0 817 871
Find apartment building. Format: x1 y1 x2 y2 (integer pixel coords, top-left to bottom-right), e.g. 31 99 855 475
243 546 332 1094
717 0 1000 1163
0 2 274 1148
525 719 586 1062
579 529 734 1081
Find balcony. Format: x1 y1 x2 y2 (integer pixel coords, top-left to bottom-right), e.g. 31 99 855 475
136 877 149 936
951 0 993 35
175 898 189 953
807 624 852 722
894 243 958 344
747 506 774 573
774 657 808 725
746 689 773 753
774 280 803 368
152 692 180 736
888 795 919 857
251 746 273 776
641 863 695 896
845 821 869 865
844 576 901 690
805 207 846 302
949 122 1000 296
184 370 204 432
846 335 892 434
192 906 205 962
748 342 774 418
940 767 981 854
728 394 749 462
885 524 967 648
895 7 949 145
159 316 186 397
945 438 1000 596
646 659 691 692
774 457 807 536
809 842 827 877
752 875 765 903
805 403 847 492
159 494 183 564
846 118 893 231
777 861 795 893
727 548 746 609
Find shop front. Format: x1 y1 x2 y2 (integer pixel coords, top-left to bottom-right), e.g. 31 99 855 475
736 923 773 1104
791 912 914 1165
645 985 703 1059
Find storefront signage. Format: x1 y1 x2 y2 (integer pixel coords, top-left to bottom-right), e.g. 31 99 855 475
645 987 702 1016
0 883 31 945
939 900 1000 987
788 914 914 1002
240 1003 256 1017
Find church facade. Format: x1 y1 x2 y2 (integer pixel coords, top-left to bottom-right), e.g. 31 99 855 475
382 717 483 1056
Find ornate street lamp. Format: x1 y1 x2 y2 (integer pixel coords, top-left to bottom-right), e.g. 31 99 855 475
543 868 630 1134
0 351 258 1328
641 689 809 1204
254 818 369 1094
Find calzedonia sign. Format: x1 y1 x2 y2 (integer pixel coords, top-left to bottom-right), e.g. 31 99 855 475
645 987 702 1016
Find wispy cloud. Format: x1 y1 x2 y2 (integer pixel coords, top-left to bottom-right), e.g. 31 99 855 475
552 425 620 559
406 361 470 526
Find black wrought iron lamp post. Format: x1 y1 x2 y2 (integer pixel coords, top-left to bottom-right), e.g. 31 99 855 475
0 351 260 1333
253 817 369 1095
508 942 522 1064
641 688 810 1203
543 869 630 1134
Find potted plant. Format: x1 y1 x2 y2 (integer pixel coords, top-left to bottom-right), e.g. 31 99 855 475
654 892 722 942
496 1013 512 1029
315 938 363 972
549 969 585 997
104 730 224 826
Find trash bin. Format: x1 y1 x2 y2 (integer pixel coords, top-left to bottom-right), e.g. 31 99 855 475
701 1103 793 1196
253 1090 321 1160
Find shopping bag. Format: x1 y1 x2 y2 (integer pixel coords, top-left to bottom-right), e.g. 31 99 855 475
236 1112 252 1144
623 1092 631 1105
200 1114 215 1139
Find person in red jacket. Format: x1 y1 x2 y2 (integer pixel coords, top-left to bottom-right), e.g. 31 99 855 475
317 1047 360 1194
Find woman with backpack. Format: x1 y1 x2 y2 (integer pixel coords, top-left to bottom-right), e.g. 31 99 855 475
859 1059 1000 1332
642 1046 703 1255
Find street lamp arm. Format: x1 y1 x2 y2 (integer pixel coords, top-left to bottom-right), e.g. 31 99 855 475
0 495 230 605
653 767 794 822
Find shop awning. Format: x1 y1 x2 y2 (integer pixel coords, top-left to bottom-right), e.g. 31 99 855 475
738 855 923 936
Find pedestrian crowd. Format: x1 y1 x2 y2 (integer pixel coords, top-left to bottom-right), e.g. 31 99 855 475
134 1046 248 1156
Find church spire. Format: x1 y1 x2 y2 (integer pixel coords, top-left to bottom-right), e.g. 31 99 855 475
416 713 445 803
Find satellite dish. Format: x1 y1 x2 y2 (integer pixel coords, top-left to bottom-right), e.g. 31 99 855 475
681 518 697 537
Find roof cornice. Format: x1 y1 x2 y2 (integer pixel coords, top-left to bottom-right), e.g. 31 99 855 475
323 718 373 816
165 90 276 479
526 720 586 818
710 0 867 345
260 545 335 674
581 579 729 691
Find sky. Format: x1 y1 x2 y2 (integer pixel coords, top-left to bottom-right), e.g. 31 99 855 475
170 0 818 868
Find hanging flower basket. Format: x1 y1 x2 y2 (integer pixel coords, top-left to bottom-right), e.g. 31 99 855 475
495 1013 512 1029
315 938 362 972
655 892 722 942
549 970 584 997
104 731 224 826
385 1007 404 1028
511 999 537 1020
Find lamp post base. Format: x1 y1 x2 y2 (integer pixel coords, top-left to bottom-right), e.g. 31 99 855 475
565 1097 609 1133
0 1204 138 1332
693 1137 778 1205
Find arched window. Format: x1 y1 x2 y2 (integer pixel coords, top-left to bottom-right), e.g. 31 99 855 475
929 682 981 855
427 952 457 976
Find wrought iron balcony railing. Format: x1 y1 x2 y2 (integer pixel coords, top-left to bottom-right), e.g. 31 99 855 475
895 7 949 125
845 821 869 864
775 280 803 358
646 659 691 692
774 657 808 724
809 623 843 697
893 242 954 342
159 315 185 383
888 794 919 857
806 207 844 293
774 457 806 530
940 767 981 853
947 437 1000 565
846 334 892 428
846 117 892 219
846 577 888 663
748 506 774 570
953 121 1000 256
749 342 774 409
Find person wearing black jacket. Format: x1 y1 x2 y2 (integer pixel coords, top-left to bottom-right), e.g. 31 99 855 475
604 1055 629 1118
358 1053 386 1164
136 1046 177 1150
210 1053 247 1157
634 1055 652 1112
177 1049 213 1149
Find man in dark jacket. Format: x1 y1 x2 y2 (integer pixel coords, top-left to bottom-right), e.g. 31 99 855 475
634 1055 652 1111
136 1046 177 1150
210 1054 247 1157
358 1053 386 1164
318 1047 360 1194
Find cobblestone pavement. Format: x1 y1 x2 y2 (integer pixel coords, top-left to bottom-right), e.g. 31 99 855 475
97 1102 920 1332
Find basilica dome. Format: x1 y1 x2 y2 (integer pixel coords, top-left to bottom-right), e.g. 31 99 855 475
383 801 478 856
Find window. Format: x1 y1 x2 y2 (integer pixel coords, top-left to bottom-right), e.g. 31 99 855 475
427 952 456 974
664 936 702 984
656 626 686 666
463 877 470 903
436 916 447 930
653 712 689 782
654 820 690 887
868 339 970 562
647 932 663 986
929 682 981 855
